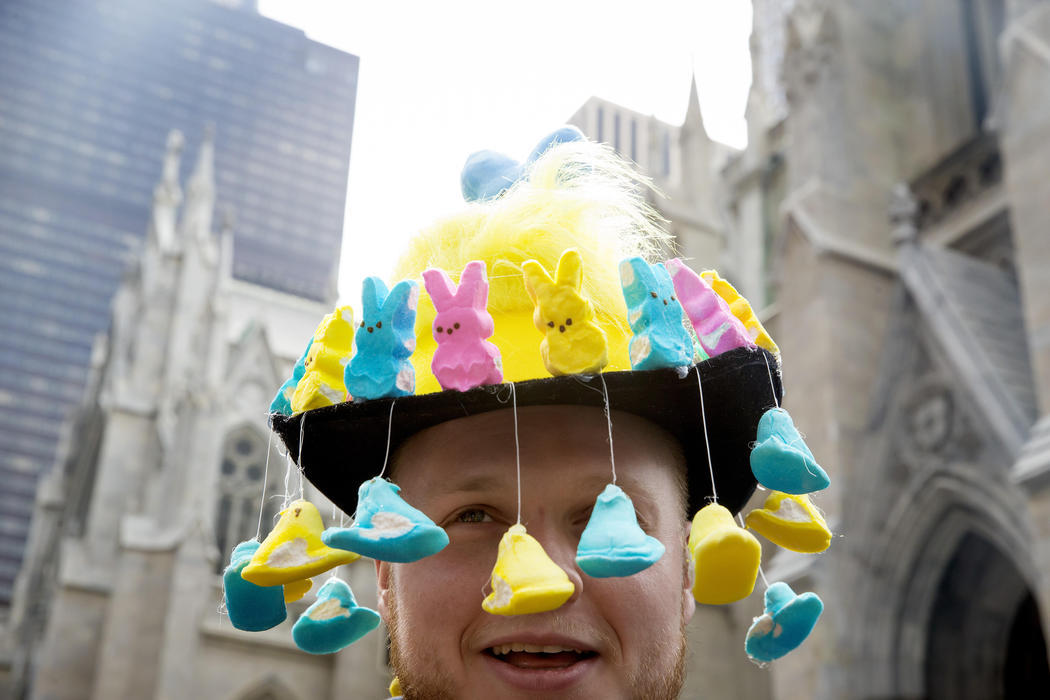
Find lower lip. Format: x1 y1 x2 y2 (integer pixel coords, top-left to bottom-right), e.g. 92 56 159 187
481 652 598 692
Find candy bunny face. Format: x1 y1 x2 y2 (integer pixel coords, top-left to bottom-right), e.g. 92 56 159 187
523 248 609 375
422 261 495 343
619 258 682 329
619 258 693 369
523 249 594 333
353 277 419 359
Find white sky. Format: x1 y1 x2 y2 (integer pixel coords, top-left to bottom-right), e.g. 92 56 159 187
256 0 754 303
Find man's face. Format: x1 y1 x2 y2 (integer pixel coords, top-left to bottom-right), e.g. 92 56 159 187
377 405 695 699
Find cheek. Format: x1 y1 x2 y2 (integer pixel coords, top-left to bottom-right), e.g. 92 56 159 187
391 535 498 636
591 544 688 654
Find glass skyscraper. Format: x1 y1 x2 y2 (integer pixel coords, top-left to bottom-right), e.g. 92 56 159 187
0 0 358 605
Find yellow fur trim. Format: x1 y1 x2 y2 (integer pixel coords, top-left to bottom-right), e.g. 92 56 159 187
392 140 673 390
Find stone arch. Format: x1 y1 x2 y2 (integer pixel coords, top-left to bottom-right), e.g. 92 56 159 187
857 465 1044 697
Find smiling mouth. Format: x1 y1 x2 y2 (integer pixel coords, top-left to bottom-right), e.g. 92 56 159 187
485 643 598 669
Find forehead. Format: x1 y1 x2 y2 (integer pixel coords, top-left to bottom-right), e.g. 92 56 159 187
390 405 685 506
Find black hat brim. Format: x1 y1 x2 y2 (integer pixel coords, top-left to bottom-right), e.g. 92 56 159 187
271 346 782 516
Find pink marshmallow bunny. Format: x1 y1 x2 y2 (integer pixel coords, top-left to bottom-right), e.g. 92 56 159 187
422 260 504 391
665 258 754 358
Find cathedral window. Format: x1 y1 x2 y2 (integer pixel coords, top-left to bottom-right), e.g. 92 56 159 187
214 425 281 572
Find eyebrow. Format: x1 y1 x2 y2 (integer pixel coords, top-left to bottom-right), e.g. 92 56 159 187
433 473 509 496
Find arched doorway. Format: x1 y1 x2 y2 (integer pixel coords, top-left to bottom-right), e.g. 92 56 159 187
924 532 1049 698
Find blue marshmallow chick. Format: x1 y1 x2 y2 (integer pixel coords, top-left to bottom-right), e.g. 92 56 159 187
619 257 695 370
576 484 665 578
269 338 313 416
745 581 824 664
322 477 449 563
223 540 286 632
750 408 830 495
344 277 419 401
292 577 381 654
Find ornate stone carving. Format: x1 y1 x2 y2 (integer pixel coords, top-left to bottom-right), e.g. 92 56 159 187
897 373 982 468
783 0 839 103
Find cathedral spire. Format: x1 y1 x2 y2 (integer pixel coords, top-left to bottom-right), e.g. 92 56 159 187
149 130 184 253
180 125 217 250
684 70 706 133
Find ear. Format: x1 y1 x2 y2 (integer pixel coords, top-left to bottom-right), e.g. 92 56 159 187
361 276 389 318
664 258 702 298
384 280 419 332
455 260 489 310
521 259 553 305
555 248 583 291
376 559 393 622
681 520 696 623
423 268 456 310
618 257 655 305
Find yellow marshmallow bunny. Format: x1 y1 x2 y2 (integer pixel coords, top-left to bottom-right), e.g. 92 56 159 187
522 248 609 376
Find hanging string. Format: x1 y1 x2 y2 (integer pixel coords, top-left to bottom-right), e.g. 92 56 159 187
282 454 294 510
695 365 718 502
297 411 307 499
598 373 616 484
255 430 274 541
510 382 522 525
738 512 770 588
376 399 397 479
762 352 780 409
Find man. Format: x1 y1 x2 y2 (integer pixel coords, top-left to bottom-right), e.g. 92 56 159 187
272 129 783 698
378 406 693 698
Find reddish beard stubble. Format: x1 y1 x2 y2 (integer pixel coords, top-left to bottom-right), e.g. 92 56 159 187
384 573 689 700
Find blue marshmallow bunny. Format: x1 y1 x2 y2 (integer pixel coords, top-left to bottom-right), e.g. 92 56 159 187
344 277 419 401
269 337 313 416
619 257 695 370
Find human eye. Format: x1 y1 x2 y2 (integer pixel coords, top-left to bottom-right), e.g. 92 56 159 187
454 508 494 524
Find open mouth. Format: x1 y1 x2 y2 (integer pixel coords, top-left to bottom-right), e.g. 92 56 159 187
484 643 598 670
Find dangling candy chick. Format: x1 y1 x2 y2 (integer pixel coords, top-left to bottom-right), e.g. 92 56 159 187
422 261 503 391
664 258 753 359
688 503 761 605
241 499 358 587
223 540 286 632
619 257 694 370
323 477 448 563
522 248 609 376
292 577 381 654
283 577 313 603
344 277 419 400
291 306 355 413
576 484 665 577
750 407 830 495
483 524 575 615
745 491 832 554
745 581 823 664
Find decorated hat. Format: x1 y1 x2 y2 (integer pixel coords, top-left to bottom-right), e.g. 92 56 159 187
236 127 829 665
270 127 782 516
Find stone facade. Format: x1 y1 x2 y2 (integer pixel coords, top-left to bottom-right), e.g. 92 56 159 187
4 134 393 699
725 0 1050 697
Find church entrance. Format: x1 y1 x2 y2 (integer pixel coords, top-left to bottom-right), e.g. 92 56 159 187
924 532 1050 698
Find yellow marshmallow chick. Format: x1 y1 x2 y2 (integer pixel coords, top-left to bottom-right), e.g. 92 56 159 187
241 500 358 587
291 305 355 414
522 249 609 376
283 578 314 603
688 503 761 605
699 270 779 359
482 524 575 616
745 491 832 554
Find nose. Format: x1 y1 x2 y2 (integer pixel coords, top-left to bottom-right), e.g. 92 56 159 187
524 519 584 605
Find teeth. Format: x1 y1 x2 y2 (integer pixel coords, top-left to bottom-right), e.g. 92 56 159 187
491 643 585 655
